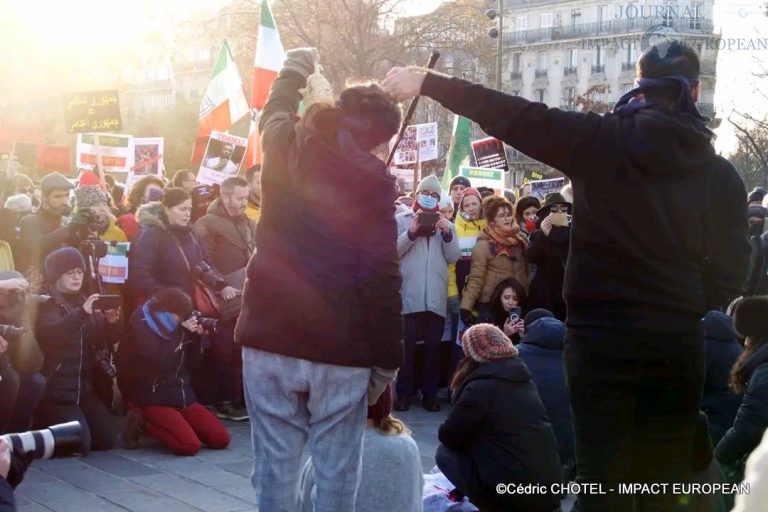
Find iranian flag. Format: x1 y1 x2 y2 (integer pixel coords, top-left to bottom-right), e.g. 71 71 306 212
192 42 251 165
251 0 285 110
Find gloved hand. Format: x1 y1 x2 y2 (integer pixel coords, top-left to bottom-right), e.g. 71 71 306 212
283 47 319 78
460 309 476 327
367 367 397 406
68 209 93 243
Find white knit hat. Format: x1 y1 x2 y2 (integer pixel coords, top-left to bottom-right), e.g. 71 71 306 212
4 194 32 213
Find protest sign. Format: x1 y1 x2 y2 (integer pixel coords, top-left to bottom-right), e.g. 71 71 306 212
417 122 438 162
523 170 546 184
393 125 418 165
63 90 122 134
98 242 130 284
529 177 565 200
76 133 133 173
471 137 508 172
197 130 248 186
126 137 164 192
459 166 505 195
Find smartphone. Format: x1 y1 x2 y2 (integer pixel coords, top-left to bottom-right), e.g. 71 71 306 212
414 212 440 237
508 306 522 324
551 212 571 227
94 295 121 311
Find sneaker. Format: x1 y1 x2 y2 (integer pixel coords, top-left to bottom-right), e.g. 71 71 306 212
215 402 249 422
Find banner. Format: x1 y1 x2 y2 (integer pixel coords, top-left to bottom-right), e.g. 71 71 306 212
197 130 248 186
417 122 438 162
98 242 130 284
125 137 164 192
471 137 508 172
393 125 418 165
523 170 546 184
63 90 122 134
459 166 505 195
529 177 565 200
76 133 133 173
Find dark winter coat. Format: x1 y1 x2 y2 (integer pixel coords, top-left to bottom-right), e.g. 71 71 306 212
17 208 70 273
0 477 14 512
116 306 203 408
517 317 574 465
235 69 403 370
743 233 768 296
438 357 562 511
194 198 257 276
128 203 220 300
715 343 768 466
421 73 749 332
701 311 743 445
525 227 569 320
35 291 117 405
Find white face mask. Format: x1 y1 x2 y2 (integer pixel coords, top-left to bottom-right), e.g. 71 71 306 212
417 193 438 210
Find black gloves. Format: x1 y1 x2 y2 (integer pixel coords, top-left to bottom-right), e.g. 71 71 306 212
460 309 476 327
68 209 93 243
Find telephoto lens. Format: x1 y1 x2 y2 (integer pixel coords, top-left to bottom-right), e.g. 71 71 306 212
0 421 83 459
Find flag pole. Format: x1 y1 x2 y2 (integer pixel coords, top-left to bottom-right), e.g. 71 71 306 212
386 51 440 168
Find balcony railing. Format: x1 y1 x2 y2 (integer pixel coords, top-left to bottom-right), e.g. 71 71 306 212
564 66 578 76
591 65 605 74
535 69 548 78
503 16 714 46
621 62 635 72
510 71 523 80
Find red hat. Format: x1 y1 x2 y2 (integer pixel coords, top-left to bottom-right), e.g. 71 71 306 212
459 187 481 207
77 170 103 190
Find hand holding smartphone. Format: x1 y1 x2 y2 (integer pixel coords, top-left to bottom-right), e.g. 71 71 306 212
93 295 121 311
550 212 571 227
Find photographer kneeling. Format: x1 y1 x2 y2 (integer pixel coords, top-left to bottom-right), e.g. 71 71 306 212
117 287 230 456
33 248 120 454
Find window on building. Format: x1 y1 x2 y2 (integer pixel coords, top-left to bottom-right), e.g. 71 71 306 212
690 2 703 29
571 9 582 26
565 87 576 109
537 52 547 70
569 49 578 67
596 46 604 67
541 13 553 29
537 89 546 103
515 15 527 32
512 53 522 73
597 5 608 27
662 0 675 27
622 82 634 94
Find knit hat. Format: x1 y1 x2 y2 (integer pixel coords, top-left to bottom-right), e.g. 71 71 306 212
40 172 74 194
74 185 108 209
462 323 519 363
733 297 768 341
748 206 767 219
77 170 103 189
417 174 442 195
515 195 541 219
524 308 555 327
3 194 32 213
439 192 453 210
367 383 393 422
748 187 767 204
459 187 481 208
44 247 85 284
449 176 471 189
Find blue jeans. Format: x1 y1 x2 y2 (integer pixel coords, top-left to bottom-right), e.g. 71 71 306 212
242 347 371 512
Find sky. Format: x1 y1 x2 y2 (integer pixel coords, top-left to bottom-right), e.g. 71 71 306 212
3 0 765 156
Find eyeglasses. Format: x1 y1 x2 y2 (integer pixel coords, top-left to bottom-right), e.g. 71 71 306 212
549 205 569 213
421 192 440 199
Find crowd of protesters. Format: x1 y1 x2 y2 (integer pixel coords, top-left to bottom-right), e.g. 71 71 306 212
2 41 768 512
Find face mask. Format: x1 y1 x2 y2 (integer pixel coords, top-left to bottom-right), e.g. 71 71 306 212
417 193 438 210
525 218 537 232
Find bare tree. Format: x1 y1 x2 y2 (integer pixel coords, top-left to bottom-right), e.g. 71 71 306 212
729 112 768 189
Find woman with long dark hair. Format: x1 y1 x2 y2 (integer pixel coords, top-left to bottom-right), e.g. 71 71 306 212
438 324 562 511
715 297 768 482
487 277 527 343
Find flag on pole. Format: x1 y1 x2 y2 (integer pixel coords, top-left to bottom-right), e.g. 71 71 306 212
441 115 472 189
192 41 251 166
251 0 285 110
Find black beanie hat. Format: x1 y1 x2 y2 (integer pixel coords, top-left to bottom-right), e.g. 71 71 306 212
162 188 191 209
45 247 85 284
733 296 768 340
748 187 767 204
524 308 555 327
450 176 471 190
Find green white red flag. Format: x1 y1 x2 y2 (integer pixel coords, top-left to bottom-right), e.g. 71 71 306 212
192 42 251 166
441 115 472 189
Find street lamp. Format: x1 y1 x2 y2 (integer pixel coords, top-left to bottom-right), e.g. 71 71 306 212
485 1 503 90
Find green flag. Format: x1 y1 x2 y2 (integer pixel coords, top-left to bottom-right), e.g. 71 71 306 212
442 115 472 189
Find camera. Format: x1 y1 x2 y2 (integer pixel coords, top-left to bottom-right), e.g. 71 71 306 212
191 310 218 334
0 324 26 342
79 236 108 259
1 421 82 459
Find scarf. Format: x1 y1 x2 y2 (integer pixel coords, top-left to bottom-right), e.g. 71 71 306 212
613 75 713 138
484 223 527 258
142 302 180 341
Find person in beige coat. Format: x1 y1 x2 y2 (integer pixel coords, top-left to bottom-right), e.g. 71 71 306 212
460 195 529 326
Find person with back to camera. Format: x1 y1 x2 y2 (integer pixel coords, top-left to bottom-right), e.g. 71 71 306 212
437 323 562 511
384 40 749 511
